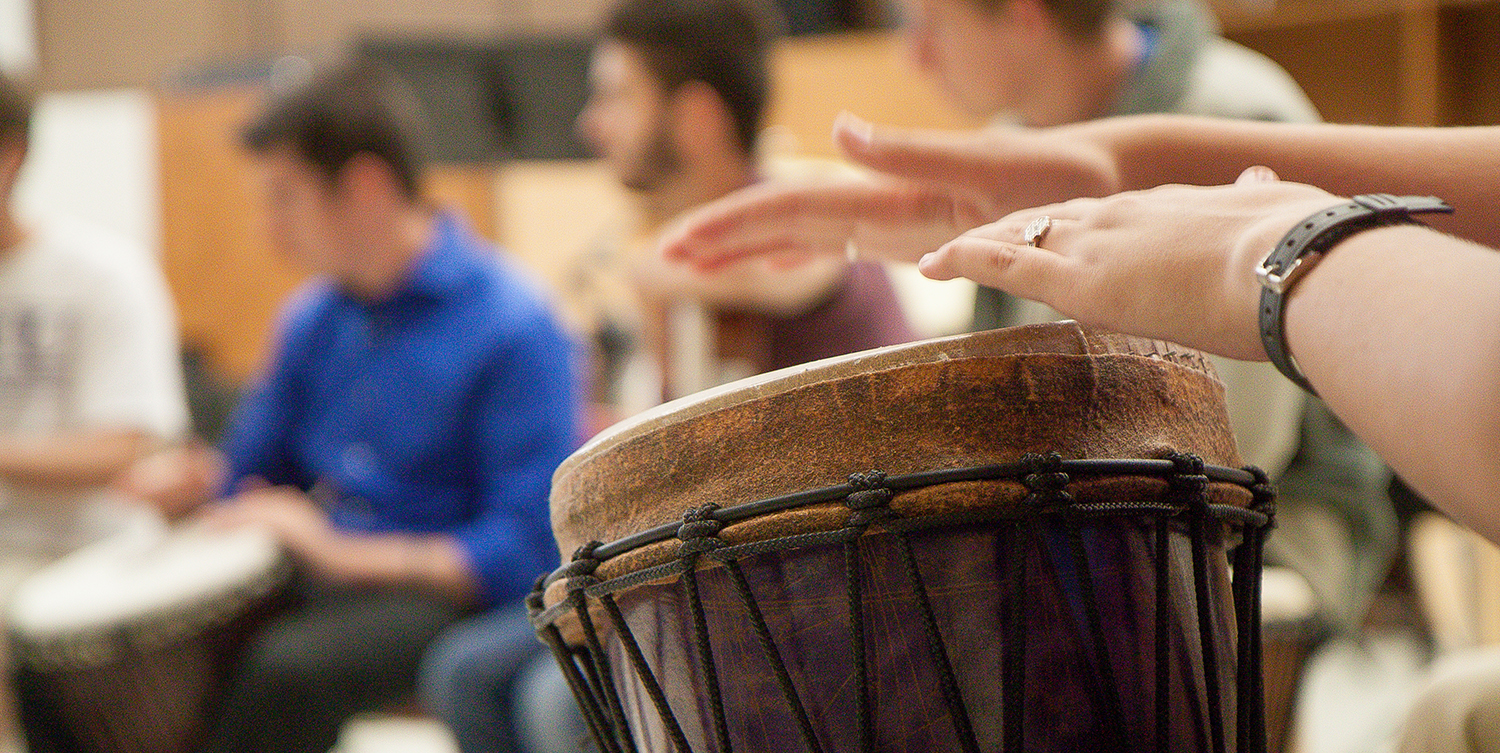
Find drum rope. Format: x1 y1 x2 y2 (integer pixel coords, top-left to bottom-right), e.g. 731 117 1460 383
537 622 618 753
1024 453 1132 752
1234 467 1276 753
566 545 639 753
843 470 893 753
1174 454 1229 753
1065 518 1132 750
895 531 982 753
531 455 1278 753
1155 515 1172 753
723 559 828 753
529 577 614 751
678 505 734 753
545 459 1267 584
599 592 694 753
1001 519 1029 753
843 537 873 753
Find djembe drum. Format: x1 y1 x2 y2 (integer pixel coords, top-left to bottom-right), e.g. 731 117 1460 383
530 322 1276 753
8 522 290 753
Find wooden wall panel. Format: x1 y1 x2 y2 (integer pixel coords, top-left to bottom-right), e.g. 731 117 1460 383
1441 2 1500 125
156 87 307 386
35 0 271 90
767 31 980 158
1227 17 1404 125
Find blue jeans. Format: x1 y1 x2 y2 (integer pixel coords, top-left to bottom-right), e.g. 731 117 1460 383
419 601 586 753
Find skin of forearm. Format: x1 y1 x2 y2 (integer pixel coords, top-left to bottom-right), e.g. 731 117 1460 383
1282 224 1500 532
0 430 152 488
1088 115 1500 248
321 532 479 606
640 253 847 316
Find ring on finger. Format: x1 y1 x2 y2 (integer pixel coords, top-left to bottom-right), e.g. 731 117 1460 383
1023 216 1052 247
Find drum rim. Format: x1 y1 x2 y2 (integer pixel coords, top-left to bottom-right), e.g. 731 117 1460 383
533 455 1270 621
555 322 1217 484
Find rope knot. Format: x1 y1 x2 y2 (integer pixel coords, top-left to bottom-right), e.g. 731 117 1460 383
846 469 895 527
1021 452 1074 507
1167 453 1209 510
1243 464 1277 525
677 503 724 557
525 573 548 612
563 541 603 593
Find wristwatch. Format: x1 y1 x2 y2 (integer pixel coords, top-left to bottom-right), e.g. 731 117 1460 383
1257 193 1452 394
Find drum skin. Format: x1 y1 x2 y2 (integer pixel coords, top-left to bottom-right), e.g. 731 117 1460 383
541 322 1263 753
7 525 290 753
551 322 1240 563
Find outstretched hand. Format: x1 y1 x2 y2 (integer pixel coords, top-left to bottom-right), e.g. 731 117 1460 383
918 166 1344 361
661 113 1121 268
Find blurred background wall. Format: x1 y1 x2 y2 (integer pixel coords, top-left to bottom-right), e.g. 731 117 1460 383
2 0 1500 391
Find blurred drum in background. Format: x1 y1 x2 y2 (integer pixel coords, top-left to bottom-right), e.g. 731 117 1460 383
7 520 290 753
531 321 1278 753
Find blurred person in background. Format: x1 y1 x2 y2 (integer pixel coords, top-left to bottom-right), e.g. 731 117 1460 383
566 0 913 427
83 59 579 753
0 71 188 753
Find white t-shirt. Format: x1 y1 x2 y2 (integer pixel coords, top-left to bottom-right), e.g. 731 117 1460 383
0 222 188 557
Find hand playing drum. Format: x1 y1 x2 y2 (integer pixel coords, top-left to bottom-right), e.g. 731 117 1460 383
113 443 226 521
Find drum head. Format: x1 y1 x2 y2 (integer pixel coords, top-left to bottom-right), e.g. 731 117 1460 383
551 321 1240 560
8 521 285 656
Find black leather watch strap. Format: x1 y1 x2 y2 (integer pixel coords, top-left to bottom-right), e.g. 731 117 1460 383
1257 193 1452 394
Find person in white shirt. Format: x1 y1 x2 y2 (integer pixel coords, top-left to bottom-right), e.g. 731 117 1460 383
0 71 188 751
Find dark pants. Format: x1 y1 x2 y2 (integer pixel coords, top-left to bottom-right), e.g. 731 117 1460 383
16 576 465 753
200 578 465 753
418 600 558 753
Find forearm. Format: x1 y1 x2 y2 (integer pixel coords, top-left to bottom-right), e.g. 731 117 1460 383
1089 116 1500 247
319 532 479 605
0 429 152 488
639 254 847 316
1282 224 1500 531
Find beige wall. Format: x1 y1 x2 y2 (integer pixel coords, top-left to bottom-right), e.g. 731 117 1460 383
34 0 614 91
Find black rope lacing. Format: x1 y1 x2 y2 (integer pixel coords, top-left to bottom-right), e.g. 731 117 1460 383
842 470 892 753
531 455 1275 753
678 504 731 753
1021 453 1131 752
1171 453 1228 753
564 542 637 753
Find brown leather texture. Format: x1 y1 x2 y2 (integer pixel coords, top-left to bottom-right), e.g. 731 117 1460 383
550 322 1242 564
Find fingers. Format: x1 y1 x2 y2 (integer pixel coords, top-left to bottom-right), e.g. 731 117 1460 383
834 113 1004 191
918 219 1070 299
1236 165 1280 185
661 177 978 269
659 181 854 268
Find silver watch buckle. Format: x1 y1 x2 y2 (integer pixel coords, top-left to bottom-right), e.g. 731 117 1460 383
1257 252 1317 295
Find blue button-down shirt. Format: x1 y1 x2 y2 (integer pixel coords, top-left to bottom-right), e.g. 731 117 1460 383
221 214 578 606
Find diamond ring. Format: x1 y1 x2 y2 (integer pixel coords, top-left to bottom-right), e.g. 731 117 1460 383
1023 216 1052 247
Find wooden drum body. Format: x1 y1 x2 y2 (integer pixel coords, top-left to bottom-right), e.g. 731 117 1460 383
8 524 290 753
532 322 1276 753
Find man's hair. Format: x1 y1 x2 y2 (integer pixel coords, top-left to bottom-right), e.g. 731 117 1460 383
0 73 34 148
603 0 785 156
241 58 430 198
970 0 1114 39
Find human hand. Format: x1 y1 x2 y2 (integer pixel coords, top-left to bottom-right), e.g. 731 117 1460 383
205 486 347 575
113 442 225 520
661 113 1120 269
918 167 1345 361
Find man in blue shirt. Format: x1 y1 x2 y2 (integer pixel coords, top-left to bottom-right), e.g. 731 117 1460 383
97 60 578 753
